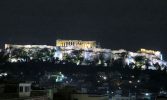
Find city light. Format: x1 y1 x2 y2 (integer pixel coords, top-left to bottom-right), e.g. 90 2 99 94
0 72 8 77
145 93 149 96
129 81 132 84
103 76 107 80
137 80 140 83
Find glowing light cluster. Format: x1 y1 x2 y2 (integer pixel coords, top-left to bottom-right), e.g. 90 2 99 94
0 72 7 77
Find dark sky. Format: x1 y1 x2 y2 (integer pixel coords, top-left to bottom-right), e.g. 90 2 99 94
0 0 167 58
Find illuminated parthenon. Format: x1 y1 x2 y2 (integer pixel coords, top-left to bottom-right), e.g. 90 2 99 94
56 39 96 49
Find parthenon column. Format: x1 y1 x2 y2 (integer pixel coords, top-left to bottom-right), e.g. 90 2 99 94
65 42 67 47
64 42 66 47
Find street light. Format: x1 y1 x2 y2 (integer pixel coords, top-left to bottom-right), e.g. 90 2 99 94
129 81 132 84
137 80 140 83
145 93 149 96
103 76 107 80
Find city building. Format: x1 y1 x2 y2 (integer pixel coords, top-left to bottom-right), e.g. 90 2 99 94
19 83 31 97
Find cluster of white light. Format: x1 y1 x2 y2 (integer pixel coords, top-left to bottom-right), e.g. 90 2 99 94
111 49 167 70
99 75 107 80
122 50 167 70
0 72 7 77
50 72 67 82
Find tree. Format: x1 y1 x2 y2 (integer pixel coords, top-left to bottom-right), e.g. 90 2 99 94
31 48 55 62
12 48 29 62
134 56 146 68
0 51 9 63
154 63 161 70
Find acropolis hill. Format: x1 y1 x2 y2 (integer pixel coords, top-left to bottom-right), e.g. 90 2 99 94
3 39 167 71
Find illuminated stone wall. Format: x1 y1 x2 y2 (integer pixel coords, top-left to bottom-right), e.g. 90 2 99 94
56 39 96 49
5 44 55 49
4 44 56 62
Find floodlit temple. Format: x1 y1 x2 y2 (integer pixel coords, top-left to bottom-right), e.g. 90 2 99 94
56 39 96 49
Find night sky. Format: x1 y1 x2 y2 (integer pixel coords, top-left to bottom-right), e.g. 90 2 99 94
0 0 167 59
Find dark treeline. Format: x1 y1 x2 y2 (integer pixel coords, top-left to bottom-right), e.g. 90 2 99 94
0 62 166 74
